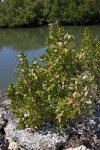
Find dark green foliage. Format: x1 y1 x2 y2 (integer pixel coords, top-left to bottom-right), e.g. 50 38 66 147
0 0 100 27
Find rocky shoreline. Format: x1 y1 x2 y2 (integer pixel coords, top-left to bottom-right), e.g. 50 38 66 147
0 89 100 150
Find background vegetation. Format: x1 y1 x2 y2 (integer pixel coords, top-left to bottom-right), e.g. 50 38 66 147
0 0 100 27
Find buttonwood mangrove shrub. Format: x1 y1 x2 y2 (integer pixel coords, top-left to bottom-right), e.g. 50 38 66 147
80 28 100 96
7 22 100 130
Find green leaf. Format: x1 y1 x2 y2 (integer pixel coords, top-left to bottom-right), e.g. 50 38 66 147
84 91 88 97
83 74 87 80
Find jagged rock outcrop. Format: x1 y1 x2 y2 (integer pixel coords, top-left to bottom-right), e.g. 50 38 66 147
0 89 100 150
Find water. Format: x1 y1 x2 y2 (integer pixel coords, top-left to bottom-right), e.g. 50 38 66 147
0 25 100 89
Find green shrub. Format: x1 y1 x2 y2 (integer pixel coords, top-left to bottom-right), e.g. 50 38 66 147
80 28 100 96
7 22 99 130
